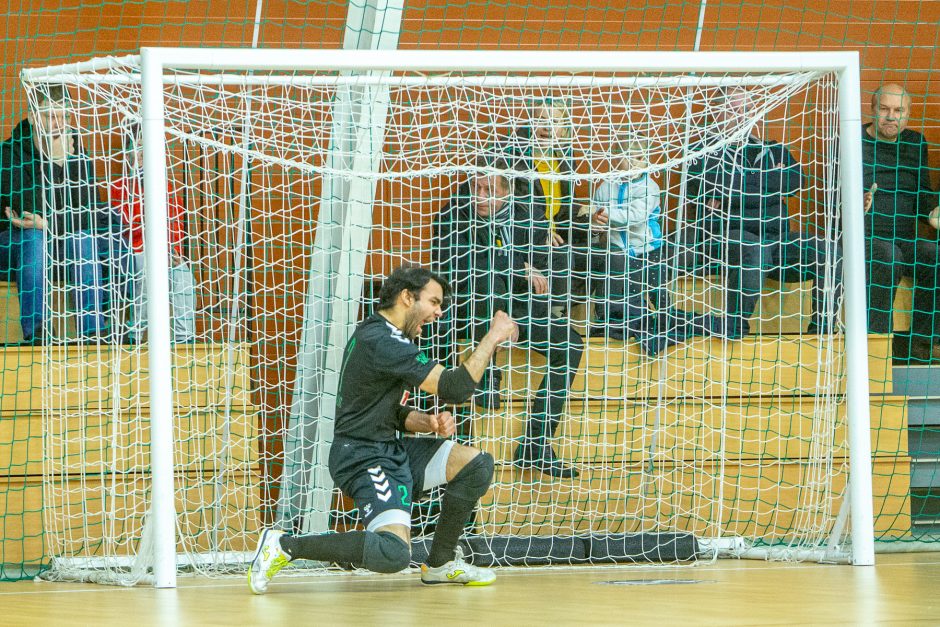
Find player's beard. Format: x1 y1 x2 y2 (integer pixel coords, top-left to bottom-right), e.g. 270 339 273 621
402 307 425 340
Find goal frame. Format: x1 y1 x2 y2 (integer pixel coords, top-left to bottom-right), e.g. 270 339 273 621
22 47 871 587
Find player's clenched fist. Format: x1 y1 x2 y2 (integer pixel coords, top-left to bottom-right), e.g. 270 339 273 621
428 411 456 438
490 310 518 344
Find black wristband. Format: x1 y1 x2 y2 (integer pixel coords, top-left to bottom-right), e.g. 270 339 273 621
395 404 413 432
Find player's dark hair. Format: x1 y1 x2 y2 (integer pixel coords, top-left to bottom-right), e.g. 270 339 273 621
376 264 451 312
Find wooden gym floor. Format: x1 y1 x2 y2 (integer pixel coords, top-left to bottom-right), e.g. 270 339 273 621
0 552 937 625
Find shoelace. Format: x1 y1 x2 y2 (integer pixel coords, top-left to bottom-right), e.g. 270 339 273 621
451 546 468 568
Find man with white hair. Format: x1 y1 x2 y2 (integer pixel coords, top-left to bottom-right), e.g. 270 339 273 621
863 83 940 362
434 159 584 478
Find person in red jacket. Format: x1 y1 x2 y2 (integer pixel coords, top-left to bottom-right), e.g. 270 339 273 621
109 127 196 343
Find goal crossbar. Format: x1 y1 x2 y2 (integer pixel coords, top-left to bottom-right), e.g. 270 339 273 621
21 48 861 76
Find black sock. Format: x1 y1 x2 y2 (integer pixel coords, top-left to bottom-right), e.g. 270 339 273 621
426 493 476 568
426 453 494 567
279 530 367 564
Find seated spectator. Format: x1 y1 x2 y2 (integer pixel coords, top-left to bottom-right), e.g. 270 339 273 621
862 83 940 362
685 86 842 338
496 98 592 299
588 136 682 355
109 126 196 343
0 84 133 344
434 161 584 478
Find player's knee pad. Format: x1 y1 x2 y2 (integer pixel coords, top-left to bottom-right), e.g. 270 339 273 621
446 451 494 502
362 530 411 574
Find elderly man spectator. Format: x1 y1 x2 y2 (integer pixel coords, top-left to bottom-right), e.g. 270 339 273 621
862 83 940 362
434 159 584 479
685 86 842 338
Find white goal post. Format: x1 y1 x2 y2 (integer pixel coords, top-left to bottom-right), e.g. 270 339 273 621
22 48 871 589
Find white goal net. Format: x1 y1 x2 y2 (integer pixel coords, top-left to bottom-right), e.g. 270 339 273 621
20 49 872 585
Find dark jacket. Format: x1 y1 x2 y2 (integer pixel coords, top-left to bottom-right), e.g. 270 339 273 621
0 118 112 236
496 128 590 248
686 135 803 239
862 123 937 241
433 181 551 314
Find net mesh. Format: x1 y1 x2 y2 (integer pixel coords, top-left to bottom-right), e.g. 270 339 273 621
19 55 869 581
0 0 935 583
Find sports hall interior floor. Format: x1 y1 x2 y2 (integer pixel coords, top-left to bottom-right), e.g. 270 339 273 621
0 552 936 625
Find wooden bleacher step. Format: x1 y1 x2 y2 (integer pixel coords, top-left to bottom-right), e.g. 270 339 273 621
467 334 893 400
471 396 907 465
0 342 261 566
478 458 908 538
0 343 256 413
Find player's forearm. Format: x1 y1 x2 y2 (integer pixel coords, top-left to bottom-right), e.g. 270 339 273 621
402 410 430 433
463 333 502 382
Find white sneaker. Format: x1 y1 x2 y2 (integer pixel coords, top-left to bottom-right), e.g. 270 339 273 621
420 546 495 586
248 528 292 594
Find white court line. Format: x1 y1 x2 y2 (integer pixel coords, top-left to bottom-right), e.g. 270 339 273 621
1 554 937 596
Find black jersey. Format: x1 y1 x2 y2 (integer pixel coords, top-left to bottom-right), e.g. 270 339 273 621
333 313 439 442
861 123 937 241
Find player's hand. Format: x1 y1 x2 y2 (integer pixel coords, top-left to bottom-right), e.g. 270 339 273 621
6 208 46 230
705 198 721 212
489 310 519 345
548 232 565 247
524 263 549 295
863 183 877 214
427 411 456 438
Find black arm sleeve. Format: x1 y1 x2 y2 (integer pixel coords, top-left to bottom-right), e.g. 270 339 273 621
778 144 804 198
395 404 413 432
436 364 478 405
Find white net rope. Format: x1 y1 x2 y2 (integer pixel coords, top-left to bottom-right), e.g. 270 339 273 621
22 56 849 582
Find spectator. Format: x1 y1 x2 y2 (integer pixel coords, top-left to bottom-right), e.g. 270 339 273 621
685 86 842 338
588 136 681 355
862 83 940 362
0 84 132 344
434 162 584 478
497 98 592 298
109 126 195 344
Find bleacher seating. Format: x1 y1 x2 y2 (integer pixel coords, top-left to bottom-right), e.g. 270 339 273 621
0 276 919 344
0 273 919 561
465 334 909 538
0 343 260 565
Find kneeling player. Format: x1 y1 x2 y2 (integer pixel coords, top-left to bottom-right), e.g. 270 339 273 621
248 265 518 593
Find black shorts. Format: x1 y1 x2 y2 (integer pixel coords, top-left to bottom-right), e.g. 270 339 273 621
329 435 452 531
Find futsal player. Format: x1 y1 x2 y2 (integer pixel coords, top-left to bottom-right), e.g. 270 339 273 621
248 264 517 593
